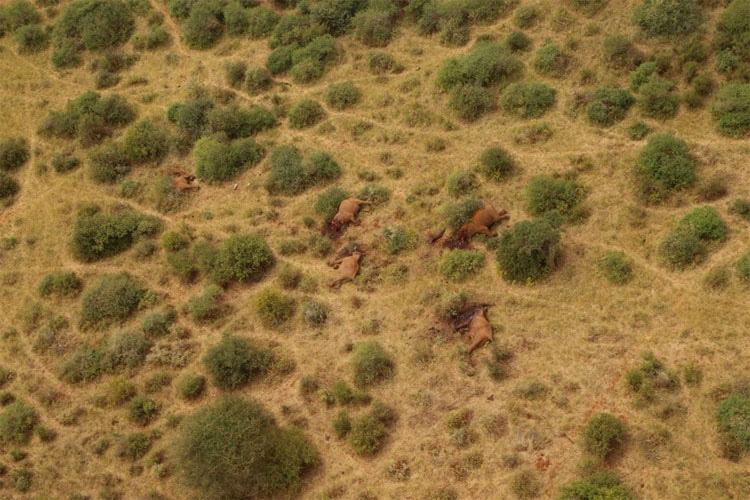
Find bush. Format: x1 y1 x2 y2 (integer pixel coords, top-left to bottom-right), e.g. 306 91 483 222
439 249 485 282
15 23 48 53
704 265 731 290
304 151 341 184
72 206 160 261
0 0 40 32
587 87 635 126
383 225 417 255
496 219 561 283
177 396 318 498
302 299 328 326
128 396 159 426
80 273 145 328
599 251 633 284
212 234 275 284
659 227 706 269
367 51 395 74
187 285 223 322
500 82 556 118
353 9 396 47
117 432 151 460
254 288 295 328
638 75 679 119
351 341 395 387
479 146 515 182
0 401 37 444
0 137 29 171
224 60 247 88
247 6 280 38
603 35 642 70
53 0 135 51
679 206 728 242
88 142 131 183
132 25 171 50
449 85 493 121
637 133 695 202
141 311 172 337
51 152 81 173
506 30 531 52
194 137 265 182
526 175 585 218
315 186 348 222
326 81 362 110
443 198 484 231
266 45 295 75
59 346 104 383
52 43 84 69
208 105 276 139
582 413 626 460
265 146 308 195
106 377 136 406
244 66 273 95
447 170 479 197
0 172 19 200
358 183 390 203
438 41 523 91
533 42 568 77
224 1 248 36
177 374 205 400
712 84 750 138
333 410 351 438
627 121 651 140
737 252 750 281
558 471 633 500
104 329 151 370
183 0 223 49
634 0 701 37
123 120 169 164
514 4 541 28
203 335 271 390
288 99 326 129
718 393 750 456
38 271 82 297
348 414 387 455
162 231 189 252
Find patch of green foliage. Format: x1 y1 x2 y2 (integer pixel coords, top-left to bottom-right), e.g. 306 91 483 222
533 42 568 77
636 133 695 203
633 0 701 38
558 471 633 500
659 206 727 269
383 225 417 255
351 341 395 387
177 374 206 400
500 82 556 118
0 137 30 171
39 271 82 298
203 335 272 390
53 0 135 55
71 204 161 261
526 175 585 218
447 170 479 197
496 218 561 283
587 87 635 126
325 81 362 110
711 84 750 138
0 401 37 444
439 249 485 282
254 288 295 328
194 136 265 182
582 413 626 460
480 146 516 181
638 75 679 119
598 251 633 284
80 273 145 328
288 99 326 128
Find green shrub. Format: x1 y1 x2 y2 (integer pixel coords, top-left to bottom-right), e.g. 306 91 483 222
80 273 145 328
526 175 585 217
480 146 516 181
712 84 750 138
0 172 19 200
88 142 131 183
627 121 651 140
636 133 695 202
177 396 317 498
38 271 82 297
265 146 307 195
103 329 151 371
443 198 484 231
718 392 750 455
224 60 247 88
634 0 701 37
247 6 280 38
587 87 635 126
127 396 159 426
288 99 326 129
72 206 160 261
383 226 417 255
266 45 295 75
0 137 29 171
0 401 37 444
582 413 626 460
736 252 750 281
304 151 341 184
105 376 135 404
603 35 642 70
348 414 387 455
367 50 395 74
558 471 633 500
117 432 151 460
223 1 248 36
500 82 556 118
207 105 276 139
638 74 679 119
496 219 561 283
211 234 275 284
439 249 485 282
351 341 394 387
506 30 531 52
187 285 223 322
0 0 41 32
731 198 750 220
533 42 568 77
177 374 205 400
194 137 265 182
326 81 362 110
51 152 81 173
447 170 479 197
123 120 169 164
358 183 390 203
599 251 633 284
679 205 728 242
59 346 104 383
203 335 271 390
315 186 348 222
51 43 82 68
436 41 523 91
244 66 273 95
53 0 135 51
183 0 223 49
132 25 171 50
141 311 173 337
659 227 706 269
254 288 295 328
353 9 396 47
15 23 49 53
333 410 351 438
169 97 214 139
162 231 189 252
514 4 541 28
630 61 658 91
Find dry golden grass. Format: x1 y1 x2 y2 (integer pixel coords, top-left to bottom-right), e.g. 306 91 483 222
1 0 749 498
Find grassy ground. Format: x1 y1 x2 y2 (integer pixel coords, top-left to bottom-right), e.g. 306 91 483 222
1 0 749 498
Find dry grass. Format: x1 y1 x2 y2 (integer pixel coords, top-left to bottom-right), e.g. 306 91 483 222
0 0 749 498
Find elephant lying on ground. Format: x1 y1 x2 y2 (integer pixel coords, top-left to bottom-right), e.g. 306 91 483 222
170 168 199 192
453 304 493 354
327 198 372 234
430 205 509 247
328 251 364 288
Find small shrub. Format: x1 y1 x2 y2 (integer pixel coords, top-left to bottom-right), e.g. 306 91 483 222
325 81 362 110
0 0 41 32
315 186 348 222
15 23 49 53
711 84 750 138
247 6 280 38
203 335 271 390
587 87 635 126
447 170 479 197
436 41 523 91
333 410 351 438
132 25 171 50
141 311 173 337
105 377 136 406
177 374 205 400
38 271 82 297
194 137 264 182
526 175 585 217
347 414 387 455
383 226 417 255
128 396 159 426
636 133 695 202
731 199 750 220
351 341 395 387
736 252 750 281
367 51 395 74
627 121 651 140
638 75 679 119
511 469 541 499
182 0 224 50
603 35 642 70
58 346 105 383
0 137 29 171
304 151 341 184
88 142 131 183
245 66 273 95
680 206 728 242
104 329 151 371
480 146 516 181
187 285 223 322
704 265 731 290
533 42 568 77
659 227 706 269
210 234 274 284
117 432 151 460
51 152 81 173
634 0 701 37
443 198 484 231
0 172 19 199
496 219 561 283
358 183 390 204
506 30 531 52
80 273 145 328
449 84 492 121
558 471 633 500
500 82 556 118
514 4 541 28
582 413 626 460
302 299 328 327
123 120 169 164
254 288 295 328
599 251 633 284
718 393 750 456
288 99 326 129
0 401 37 444
353 9 396 47
265 146 307 195
439 250 485 282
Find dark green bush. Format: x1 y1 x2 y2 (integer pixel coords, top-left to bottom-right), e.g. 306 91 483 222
38 271 82 297
51 42 83 68
117 432 151 460
244 66 273 95
731 198 750 220
634 0 701 37
711 84 750 138
659 226 706 269
211 234 274 284
443 198 484 231
203 335 271 390
333 410 351 438
304 151 341 184
53 0 134 54
288 99 326 129
582 413 626 460
0 401 37 444
436 41 523 91
718 392 750 457
223 1 249 36
58 346 105 383
0 137 29 171
187 285 223 322
0 0 41 33
533 42 569 77
141 311 172 337
358 183 390 203
636 133 695 202
207 105 276 139
132 25 171 50
439 249 485 282
737 252 750 282
0 172 20 200
265 146 307 195
51 152 81 173
449 84 493 121
353 8 397 47
269 13 325 49
325 81 362 110
447 170 479 197
80 273 145 328
558 471 633 500
638 75 679 119
94 70 120 90
383 225 417 255
315 186 348 222
194 136 265 182
351 341 394 387
506 30 531 52
679 205 728 242
266 45 295 75
123 120 169 164
15 23 49 53
254 288 295 328
183 0 223 49
630 61 658 91
71 206 160 261
526 175 585 217
177 396 317 498
480 146 516 181
367 50 395 74
348 414 387 455
39 92 135 145
587 87 635 126
88 142 131 183
713 0 749 79
168 97 214 140
224 60 247 88
496 219 561 283
177 373 205 399
500 82 556 118
162 231 190 252
599 251 633 284
127 396 159 426
309 0 365 36
626 121 651 140
247 6 280 38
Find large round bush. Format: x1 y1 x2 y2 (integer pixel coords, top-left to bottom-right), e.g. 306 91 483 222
496 219 561 283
